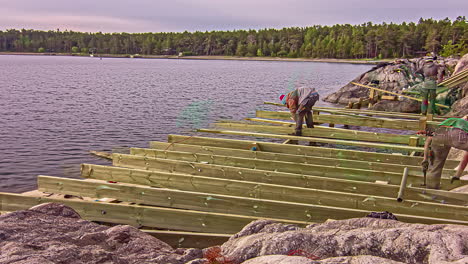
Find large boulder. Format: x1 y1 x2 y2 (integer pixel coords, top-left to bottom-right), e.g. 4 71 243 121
323 57 460 113
242 255 406 264
0 203 202 264
218 218 468 264
448 53 468 116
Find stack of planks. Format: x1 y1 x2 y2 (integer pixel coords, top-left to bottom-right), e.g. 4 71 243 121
0 107 467 249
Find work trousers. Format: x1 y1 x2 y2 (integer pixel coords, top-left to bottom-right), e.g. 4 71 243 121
295 93 319 135
427 127 468 189
420 80 437 115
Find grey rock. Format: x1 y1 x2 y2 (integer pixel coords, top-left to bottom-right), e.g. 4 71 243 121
184 258 210 264
453 53 468 75
323 57 459 113
448 53 468 117
241 255 406 264
370 97 420 113
0 203 202 264
241 255 318 264
220 218 468 264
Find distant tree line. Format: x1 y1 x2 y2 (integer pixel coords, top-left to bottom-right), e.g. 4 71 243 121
0 17 467 59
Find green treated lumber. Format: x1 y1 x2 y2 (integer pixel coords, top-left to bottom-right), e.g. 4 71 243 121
37 176 318 223
439 69 468 87
167 135 460 168
263 102 446 121
257 110 437 131
351 82 450 109
129 148 418 183
148 141 454 177
113 153 464 190
245 117 429 146
38 176 468 224
215 121 422 145
197 128 424 153
0 192 292 233
82 164 468 207
129 148 454 185
143 230 231 248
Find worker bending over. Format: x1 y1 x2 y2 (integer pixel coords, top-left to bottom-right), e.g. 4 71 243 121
423 115 468 189
279 87 320 136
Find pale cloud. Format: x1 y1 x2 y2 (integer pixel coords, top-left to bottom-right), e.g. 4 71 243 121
0 0 466 33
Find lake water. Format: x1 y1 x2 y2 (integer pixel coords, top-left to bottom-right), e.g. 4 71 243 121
0 55 371 192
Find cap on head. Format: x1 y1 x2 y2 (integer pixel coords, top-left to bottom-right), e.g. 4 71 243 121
279 94 286 105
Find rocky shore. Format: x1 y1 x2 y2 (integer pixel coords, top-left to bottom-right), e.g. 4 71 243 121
324 54 468 116
1 203 467 264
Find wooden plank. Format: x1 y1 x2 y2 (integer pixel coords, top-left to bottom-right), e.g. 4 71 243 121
37 176 316 223
257 110 434 131
167 135 460 168
82 164 468 206
129 148 424 184
263 102 446 121
216 121 422 145
197 128 424 152
0 192 290 234
143 230 231 248
351 82 450 109
112 153 464 190
148 142 454 177
38 176 468 223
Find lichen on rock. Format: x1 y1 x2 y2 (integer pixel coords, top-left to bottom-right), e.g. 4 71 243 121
324 55 467 115
220 218 468 264
0 203 202 264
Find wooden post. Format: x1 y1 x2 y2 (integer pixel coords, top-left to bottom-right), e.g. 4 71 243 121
368 88 375 108
397 167 409 202
419 116 427 131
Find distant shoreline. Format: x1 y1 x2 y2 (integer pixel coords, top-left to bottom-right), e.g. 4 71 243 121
0 52 389 65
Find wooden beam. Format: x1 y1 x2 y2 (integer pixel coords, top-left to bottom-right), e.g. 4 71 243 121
143 230 231 248
36 176 319 223
38 176 468 224
129 148 425 184
166 135 460 168
351 82 450 109
197 128 424 152
112 153 464 190
82 164 468 207
263 102 446 121
257 110 437 131
217 121 422 145
148 141 453 177
0 192 294 234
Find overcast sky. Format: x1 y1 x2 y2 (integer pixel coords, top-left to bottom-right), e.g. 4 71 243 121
0 0 467 33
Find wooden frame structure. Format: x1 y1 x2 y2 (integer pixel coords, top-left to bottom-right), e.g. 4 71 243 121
1 106 466 248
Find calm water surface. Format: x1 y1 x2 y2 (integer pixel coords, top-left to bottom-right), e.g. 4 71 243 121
0 55 371 192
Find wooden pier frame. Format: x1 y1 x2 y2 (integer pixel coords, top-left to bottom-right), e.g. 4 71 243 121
81 164 468 205
256 110 438 131
263 102 446 121
197 128 424 152
111 153 464 190
0 192 268 233
2 98 467 240
215 121 423 146
166 135 460 168
148 141 454 177
38 176 468 224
